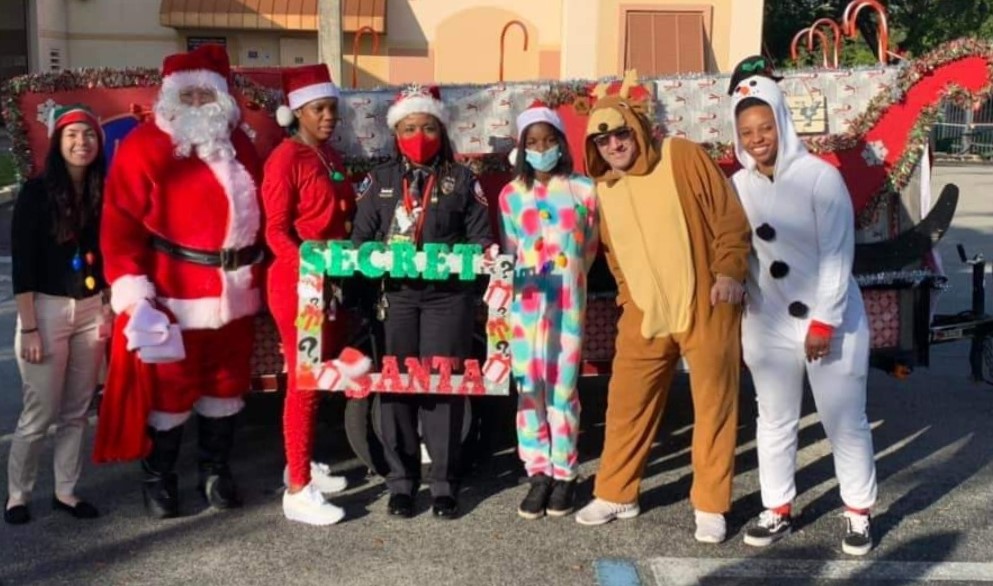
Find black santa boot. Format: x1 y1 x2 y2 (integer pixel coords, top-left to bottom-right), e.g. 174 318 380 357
141 425 184 519
197 413 243 509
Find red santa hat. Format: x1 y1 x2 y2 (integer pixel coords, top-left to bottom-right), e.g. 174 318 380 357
515 100 564 141
276 64 341 127
161 44 231 96
386 84 448 128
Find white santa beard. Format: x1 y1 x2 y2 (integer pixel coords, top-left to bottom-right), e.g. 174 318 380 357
154 90 239 161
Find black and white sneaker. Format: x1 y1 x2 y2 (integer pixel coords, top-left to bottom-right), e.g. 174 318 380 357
842 510 873 556
743 509 793 547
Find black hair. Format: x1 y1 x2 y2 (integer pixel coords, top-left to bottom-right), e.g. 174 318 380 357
734 97 771 118
43 126 107 244
513 123 574 190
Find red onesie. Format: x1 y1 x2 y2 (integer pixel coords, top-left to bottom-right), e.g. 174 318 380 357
261 138 355 487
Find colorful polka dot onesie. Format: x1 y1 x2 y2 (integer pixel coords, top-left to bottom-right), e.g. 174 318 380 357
498 174 599 480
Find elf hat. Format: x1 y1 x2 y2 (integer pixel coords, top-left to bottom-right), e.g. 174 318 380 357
161 44 231 97
386 84 448 128
47 104 104 146
276 64 341 127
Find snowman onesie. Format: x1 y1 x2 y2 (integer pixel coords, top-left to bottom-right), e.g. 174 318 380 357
729 75 877 512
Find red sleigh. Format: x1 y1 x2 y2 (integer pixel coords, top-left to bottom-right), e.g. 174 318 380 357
4 38 993 390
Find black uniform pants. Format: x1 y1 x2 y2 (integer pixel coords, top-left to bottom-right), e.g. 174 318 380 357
379 285 475 497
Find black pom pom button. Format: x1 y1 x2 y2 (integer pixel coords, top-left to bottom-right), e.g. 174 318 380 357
770 261 790 279
788 301 809 318
755 223 776 241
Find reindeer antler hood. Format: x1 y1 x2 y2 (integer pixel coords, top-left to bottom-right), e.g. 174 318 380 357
584 70 660 184
730 75 807 178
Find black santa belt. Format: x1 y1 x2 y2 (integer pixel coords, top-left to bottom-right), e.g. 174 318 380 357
150 235 263 271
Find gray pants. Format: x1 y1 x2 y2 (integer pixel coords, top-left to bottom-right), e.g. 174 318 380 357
8 294 105 502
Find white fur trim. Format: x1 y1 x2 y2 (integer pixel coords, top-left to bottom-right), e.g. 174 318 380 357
387 95 449 128
162 69 228 95
160 273 261 330
110 274 157 315
287 83 340 110
334 355 372 379
148 410 190 431
202 156 259 250
194 396 245 418
276 105 295 128
516 107 564 141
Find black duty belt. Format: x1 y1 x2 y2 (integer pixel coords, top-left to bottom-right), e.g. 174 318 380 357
150 235 263 272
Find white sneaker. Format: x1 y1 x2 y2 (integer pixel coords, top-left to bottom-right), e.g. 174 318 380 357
694 510 727 543
575 498 640 526
283 461 348 494
282 482 345 526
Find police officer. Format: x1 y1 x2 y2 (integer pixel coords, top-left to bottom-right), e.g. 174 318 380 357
351 85 494 519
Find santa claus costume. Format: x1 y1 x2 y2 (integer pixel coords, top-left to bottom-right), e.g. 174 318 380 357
94 44 264 519
729 74 877 555
261 64 357 525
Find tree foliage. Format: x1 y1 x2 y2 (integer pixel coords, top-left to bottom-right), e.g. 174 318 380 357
763 0 993 69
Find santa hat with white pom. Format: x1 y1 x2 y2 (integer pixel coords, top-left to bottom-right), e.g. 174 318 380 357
276 64 341 128
508 99 564 166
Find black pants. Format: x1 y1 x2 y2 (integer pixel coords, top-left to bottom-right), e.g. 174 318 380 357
379 285 474 497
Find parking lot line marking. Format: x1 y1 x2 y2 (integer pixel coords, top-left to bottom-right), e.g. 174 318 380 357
595 558 643 586
649 557 993 585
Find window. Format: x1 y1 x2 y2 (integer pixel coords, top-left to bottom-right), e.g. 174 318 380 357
624 10 706 75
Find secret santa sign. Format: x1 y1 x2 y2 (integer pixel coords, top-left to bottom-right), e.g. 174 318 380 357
295 240 515 396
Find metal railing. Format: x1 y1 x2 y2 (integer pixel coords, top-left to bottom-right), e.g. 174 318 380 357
932 98 993 157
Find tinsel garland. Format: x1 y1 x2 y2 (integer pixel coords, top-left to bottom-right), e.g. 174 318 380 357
3 37 991 210
855 270 948 289
0 67 280 179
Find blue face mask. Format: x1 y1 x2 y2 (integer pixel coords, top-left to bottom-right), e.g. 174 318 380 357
525 145 562 172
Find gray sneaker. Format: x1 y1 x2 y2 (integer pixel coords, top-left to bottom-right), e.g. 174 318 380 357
575 498 640 526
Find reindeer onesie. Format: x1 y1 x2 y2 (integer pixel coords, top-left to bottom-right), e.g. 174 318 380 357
585 76 751 513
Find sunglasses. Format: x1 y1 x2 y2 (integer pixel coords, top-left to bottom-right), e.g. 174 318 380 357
592 127 634 148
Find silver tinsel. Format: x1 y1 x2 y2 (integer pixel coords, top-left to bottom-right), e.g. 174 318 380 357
855 270 948 289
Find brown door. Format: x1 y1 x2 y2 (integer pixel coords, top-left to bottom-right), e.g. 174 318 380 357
625 11 706 75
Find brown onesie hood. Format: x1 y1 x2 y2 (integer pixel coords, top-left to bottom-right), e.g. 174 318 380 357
583 70 661 184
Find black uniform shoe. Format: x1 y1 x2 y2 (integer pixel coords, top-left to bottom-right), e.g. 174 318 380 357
546 479 577 517
52 497 100 519
432 496 459 519
518 474 553 520
387 493 414 518
4 499 30 525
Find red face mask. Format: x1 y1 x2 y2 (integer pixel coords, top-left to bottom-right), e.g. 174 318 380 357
397 132 442 165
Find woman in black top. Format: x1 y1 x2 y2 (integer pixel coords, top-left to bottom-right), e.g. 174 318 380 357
5 104 110 525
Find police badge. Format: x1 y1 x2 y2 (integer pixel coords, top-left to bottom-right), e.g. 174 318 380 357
440 175 456 195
